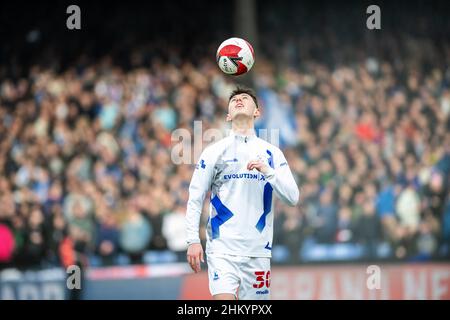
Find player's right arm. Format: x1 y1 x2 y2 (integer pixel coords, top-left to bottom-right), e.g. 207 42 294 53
185 150 215 273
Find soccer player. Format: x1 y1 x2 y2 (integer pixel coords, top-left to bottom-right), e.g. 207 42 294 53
185 87 299 300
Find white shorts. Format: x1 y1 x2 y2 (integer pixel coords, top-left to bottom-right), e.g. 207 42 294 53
206 252 271 300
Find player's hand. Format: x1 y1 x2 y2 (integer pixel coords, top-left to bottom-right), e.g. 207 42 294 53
247 159 270 175
187 243 204 273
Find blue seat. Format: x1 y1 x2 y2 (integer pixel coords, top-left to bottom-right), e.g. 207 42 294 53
115 254 131 266
272 245 290 263
143 250 177 264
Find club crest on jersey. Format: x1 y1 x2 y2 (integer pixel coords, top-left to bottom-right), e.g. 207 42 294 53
196 159 206 169
213 271 219 281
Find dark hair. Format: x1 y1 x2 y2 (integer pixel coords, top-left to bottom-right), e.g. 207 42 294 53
229 86 258 108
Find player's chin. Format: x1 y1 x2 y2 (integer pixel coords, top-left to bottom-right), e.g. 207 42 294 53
232 110 252 119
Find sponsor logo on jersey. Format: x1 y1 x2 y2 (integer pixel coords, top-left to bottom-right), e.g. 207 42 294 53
222 172 266 181
224 173 259 180
256 289 269 295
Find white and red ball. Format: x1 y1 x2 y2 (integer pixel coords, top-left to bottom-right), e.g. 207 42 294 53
216 37 255 76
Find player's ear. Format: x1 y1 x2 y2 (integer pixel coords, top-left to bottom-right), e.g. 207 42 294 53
253 107 260 119
226 113 232 122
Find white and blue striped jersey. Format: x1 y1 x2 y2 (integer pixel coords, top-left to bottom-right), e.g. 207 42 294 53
185 130 299 258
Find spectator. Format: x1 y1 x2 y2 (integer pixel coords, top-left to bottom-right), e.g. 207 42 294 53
376 184 398 241
45 204 68 265
119 204 152 264
335 207 354 243
354 202 382 260
442 195 450 259
275 204 307 263
162 204 188 259
96 213 120 266
25 206 47 268
314 189 338 244
0 224 15 267
396 185 421 234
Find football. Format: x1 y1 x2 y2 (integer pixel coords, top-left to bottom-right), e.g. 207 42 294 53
216 37 255 76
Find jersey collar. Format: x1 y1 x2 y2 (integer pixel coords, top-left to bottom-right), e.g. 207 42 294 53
229 129 257 143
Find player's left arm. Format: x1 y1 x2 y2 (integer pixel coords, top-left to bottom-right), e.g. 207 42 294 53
248 149 300 206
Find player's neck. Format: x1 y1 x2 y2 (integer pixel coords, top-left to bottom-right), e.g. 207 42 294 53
231 117 255 136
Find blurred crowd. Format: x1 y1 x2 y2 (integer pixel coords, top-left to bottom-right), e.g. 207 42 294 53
1 1 450 269
269 51 450 262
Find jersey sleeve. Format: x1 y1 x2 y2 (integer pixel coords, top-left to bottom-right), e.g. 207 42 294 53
185 149 215 245
264 149 300 206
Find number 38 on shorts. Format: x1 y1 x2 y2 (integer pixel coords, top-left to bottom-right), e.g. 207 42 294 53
253 270 271 289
